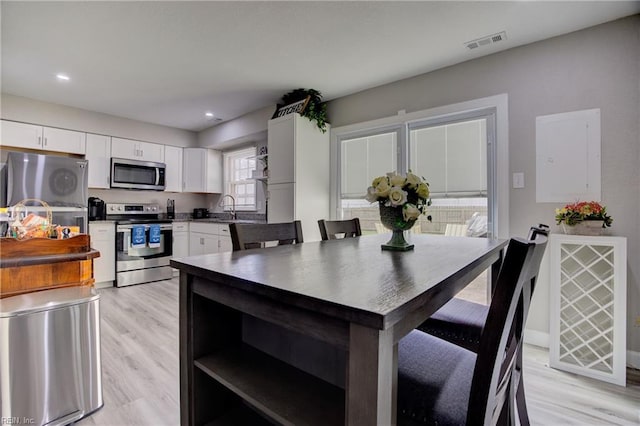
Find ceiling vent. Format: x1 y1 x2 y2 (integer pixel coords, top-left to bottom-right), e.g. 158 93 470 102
465 31 507 51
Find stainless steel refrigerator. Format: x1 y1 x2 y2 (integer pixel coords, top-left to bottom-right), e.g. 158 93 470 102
6 151 88 233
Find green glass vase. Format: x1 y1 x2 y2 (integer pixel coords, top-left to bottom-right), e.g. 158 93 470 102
379 204 416 251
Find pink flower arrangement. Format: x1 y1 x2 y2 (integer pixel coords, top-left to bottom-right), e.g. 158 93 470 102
555 201 613 228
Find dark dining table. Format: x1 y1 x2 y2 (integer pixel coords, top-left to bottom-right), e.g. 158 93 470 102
171 233 507 426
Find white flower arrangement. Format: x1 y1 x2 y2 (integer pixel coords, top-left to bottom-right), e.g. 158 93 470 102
365 171 432 222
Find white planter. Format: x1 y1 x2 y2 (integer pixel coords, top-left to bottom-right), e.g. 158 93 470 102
561 220 605 236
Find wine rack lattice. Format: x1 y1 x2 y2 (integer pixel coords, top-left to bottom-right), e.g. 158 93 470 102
549 235 626 386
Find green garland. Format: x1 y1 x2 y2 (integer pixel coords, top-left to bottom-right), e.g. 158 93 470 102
281 88 328 133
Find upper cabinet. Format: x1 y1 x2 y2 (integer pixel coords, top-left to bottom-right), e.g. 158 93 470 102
267 115 296 184
86 134 112 189
111 137 164 163
164 145 183 193
267 113 330 241
1 120 86 155
183 148 222 193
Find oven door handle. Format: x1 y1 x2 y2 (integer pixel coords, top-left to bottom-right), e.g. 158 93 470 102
117 224 172 231
155 168 160 186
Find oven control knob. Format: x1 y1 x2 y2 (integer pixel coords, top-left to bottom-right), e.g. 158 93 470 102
152 206 157 211
118 206 123 211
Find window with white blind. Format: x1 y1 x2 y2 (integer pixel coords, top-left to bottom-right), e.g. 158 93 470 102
223 147 257 211
409 118 487 198
340 131 399 199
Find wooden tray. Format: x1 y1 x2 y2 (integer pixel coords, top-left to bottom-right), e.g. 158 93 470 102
0 235 100 299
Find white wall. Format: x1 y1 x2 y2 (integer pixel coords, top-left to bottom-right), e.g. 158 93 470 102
1 93 209 213
327 16 640 354
1 93 198 147
198 105 274 149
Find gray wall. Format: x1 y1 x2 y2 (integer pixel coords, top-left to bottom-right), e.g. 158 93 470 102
327 16 640 354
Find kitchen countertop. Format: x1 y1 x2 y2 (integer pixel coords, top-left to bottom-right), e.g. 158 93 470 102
88 218 267 225
187 218 266 224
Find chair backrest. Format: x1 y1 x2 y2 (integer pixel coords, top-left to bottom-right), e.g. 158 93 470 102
229 221 303 251
467 235 547 425
317 218 362 240
527 223 550 241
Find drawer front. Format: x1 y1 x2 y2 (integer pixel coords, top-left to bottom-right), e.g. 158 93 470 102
189 222 218 235
218 224 230 236
172 222 189 233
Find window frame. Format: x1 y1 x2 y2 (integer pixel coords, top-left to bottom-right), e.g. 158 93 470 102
330 94 508 239
223 146 258 212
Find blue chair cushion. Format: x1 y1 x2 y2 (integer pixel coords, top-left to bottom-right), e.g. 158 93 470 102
398 330 476 426
417 298 488 352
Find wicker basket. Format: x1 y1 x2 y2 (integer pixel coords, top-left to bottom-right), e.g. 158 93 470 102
9 198 55 239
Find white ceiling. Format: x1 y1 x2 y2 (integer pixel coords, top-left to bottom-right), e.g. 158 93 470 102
2 1 639 132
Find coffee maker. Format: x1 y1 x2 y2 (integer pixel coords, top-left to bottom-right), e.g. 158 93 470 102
88 197 106 221
167 199 175 219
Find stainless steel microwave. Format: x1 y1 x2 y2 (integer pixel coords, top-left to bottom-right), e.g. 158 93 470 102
111 158 166 191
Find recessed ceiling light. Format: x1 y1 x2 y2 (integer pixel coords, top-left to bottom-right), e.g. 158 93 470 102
205 112 214 118
56 73 70 81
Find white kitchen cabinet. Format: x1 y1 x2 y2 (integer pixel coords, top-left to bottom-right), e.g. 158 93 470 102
549 234 627 386
1 120 86 154
189 222 231 255
267 113 330 241
42 127 86 154
183 148 222 193
86 133 111 188
172 221 190 275
111 137 164 163
89 222 116 288
164 145 183 192
1 120 44 150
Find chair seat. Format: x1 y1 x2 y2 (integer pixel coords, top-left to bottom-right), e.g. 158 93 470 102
398 330 476 426
417 298 488 352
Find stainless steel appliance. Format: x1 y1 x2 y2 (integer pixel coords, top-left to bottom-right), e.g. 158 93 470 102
107 202 173 287
111 157 166 191
6 152 88 232
0 286 103 426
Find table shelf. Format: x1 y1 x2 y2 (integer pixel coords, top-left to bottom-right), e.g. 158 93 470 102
195 343 344 425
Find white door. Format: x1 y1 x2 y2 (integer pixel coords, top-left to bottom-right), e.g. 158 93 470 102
0 120 43 149
267 183 295 223
164 145 183 192
86 134 111 188
43 127 86 154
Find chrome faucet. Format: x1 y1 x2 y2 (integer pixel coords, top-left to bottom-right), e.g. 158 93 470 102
219 194 236 220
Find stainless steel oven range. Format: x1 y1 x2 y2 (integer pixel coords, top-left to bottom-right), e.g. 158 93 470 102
106 202 173 287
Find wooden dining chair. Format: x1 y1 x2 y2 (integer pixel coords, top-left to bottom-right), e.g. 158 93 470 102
415 224 549 425
317 218 362 240
397 234 548 426
229 221 303 251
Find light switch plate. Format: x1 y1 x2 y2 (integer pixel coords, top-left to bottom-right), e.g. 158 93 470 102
513 172 525 189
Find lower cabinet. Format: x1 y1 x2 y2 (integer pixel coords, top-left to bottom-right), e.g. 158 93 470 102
549 234 627 386
172 222 190 275
89 222 116 287
189 222 232 256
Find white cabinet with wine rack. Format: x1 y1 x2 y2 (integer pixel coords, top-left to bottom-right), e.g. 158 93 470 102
549 234 627 386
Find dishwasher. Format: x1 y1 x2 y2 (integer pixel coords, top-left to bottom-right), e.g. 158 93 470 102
0 286 103 426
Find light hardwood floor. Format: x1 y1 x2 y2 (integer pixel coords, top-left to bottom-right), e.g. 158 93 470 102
79 279 640 426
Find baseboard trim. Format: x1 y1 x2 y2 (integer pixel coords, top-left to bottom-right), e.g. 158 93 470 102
524 329 549 348
628 350 640 370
